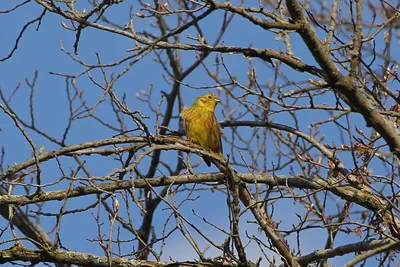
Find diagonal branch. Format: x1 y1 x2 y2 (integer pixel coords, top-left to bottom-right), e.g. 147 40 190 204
297 238 400 266
285 0 400 158
341 240 400 267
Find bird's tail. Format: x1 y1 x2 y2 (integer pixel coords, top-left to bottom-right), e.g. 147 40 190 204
202 156 212 167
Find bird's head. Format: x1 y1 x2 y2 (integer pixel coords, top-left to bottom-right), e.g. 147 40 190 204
193 93 221 111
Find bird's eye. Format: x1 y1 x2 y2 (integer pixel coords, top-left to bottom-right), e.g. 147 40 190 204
208 95 212 99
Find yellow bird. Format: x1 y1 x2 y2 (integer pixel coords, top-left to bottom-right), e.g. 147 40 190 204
180 92 223 166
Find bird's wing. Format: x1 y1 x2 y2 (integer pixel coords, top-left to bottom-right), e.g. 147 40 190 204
218 123 223 154
211 113 223 154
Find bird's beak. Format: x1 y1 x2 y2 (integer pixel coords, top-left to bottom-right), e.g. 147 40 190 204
215 98 221 104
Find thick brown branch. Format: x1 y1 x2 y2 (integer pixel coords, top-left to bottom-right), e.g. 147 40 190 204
0 173 317 206
285 0 400 159
208 1 300 31
297 239 399 266
0 247 235 267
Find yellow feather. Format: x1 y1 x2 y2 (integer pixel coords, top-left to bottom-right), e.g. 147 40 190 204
180 93 223 166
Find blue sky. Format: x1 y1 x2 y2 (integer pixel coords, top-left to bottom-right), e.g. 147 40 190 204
1 1 398 266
